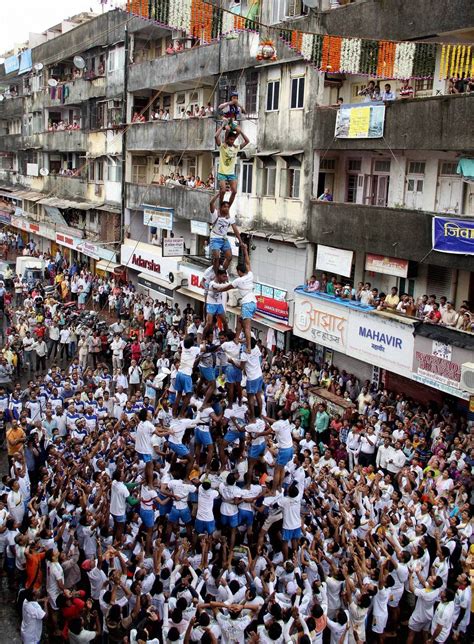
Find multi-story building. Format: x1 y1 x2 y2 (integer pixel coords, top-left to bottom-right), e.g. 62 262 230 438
1 0 473 407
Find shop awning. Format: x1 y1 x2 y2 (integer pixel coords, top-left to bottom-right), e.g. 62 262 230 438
96 203 122 214
254 312 292 333
12 189 44 201
414 322 474 350
256 150 280 157
38 197 103 211
96 260 122 273
137 272 178 299
43 205 68 227
275 150 304 157
177 286 205 302
457 158 474 183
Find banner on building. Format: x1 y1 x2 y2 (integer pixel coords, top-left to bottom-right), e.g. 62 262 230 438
335 103 385 139
432 216 474 254
4 55 19 74
316 244 353 277
162 237 184 257
293 292 348 351
190 220 209 236
365 253 409 278
255 283 289 322
143 204 173 231
18 49 32 75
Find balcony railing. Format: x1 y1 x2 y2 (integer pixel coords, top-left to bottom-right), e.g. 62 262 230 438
314 94 474 152
126 118 216 152
309 200 474 271
126 182 212 222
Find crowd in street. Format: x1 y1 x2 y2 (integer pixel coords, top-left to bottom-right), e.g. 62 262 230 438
0 251 471 644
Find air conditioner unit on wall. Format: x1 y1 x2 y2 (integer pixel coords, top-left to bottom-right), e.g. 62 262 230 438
460 363 474 393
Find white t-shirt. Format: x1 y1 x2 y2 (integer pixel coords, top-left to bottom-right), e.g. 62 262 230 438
196 487 219 522
110 480 129 516
168 480 196 510
21 600 46 643
140 485 158 512
207 280 225 305
135 420 155 455
46 561 64 608
87 566 108 600
219 483 239 517
220 340 241 362
431 600 455 643
240 346 262 380
279 490 303 530
168 418 195 445
246 419 266 446
210 213 235 238
273 419 293 449
232 271 256 304
179 345 200 376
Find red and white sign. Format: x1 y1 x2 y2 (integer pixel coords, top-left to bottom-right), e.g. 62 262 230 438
179 264 206 295
76 241 100 260
56 232 75 249
255 283 289 322
365 253 409 278
121 240 180 283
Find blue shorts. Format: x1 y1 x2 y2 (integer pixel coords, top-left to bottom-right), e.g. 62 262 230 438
175 371 193 394
248 443 265 459
169 507 192 524
168 442 190 457
246 376 263 394
140 507 155 528
217 172 237 182
195 518 216 534
207 303 225 316
112 513 126 523
224 429 245 443
158 495 172 517
199 365 216 382
168 392 176 404
238 509 254 527
276 446 294 466
138 453 152 463
220 513 239 528
282 527 302 541
210 237 231 253
195 428 213 446
226 365 242 384
241 302 257 320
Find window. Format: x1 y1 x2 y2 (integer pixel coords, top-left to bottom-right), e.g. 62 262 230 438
270 0 287 23
266 80 280 111
407 179 424 192
241 161 253 194
440 161 457 176
108 47 124 73
286 0 306 17
131 156 147 184
373 159 391 173
348 159 362 172
262 161 276 196
415 78 433 92
408 161 425 174
245 72 258 115
89 159 104 182
284 168 301 199
290 76 305 109
107 157 123 183
320 159 336 171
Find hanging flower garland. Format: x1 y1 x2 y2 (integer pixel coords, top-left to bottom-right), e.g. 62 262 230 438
301 33 315 62
340 38 361 74
394 42 416 79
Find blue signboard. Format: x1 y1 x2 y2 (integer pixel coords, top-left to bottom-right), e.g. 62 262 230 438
432 216 474 254
4 55 19 74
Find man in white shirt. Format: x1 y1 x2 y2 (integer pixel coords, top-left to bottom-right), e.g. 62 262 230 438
203 268 228 339
407 571 443 643
172 336 200 416
430 589 455 643
265 409 294 492
213 243 255 353
22 332 35 370
278 483 303 560
233 338 263 416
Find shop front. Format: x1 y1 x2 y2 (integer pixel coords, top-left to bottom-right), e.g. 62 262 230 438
121 239 181 303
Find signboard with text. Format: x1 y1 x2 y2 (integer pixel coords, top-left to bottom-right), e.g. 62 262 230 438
255 283 289 322
121 241 179 283
293 292 348 351
365 253 409 278
335 103 385 139
142 204 174 231
432 216 474 254
162 237 185 257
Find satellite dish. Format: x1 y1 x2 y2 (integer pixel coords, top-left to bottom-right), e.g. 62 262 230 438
73 56 86 70
47 78 58 87
34 62 44 71
39 168 49 176
303 0 319 7
0 95 4 102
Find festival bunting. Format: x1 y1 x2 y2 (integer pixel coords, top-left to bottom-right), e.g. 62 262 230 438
125 0 471 80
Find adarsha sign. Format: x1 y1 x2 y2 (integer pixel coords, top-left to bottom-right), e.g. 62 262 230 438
131 253 161 274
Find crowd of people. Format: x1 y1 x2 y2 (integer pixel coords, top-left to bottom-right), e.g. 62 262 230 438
0 131 472 644
305 275 474 333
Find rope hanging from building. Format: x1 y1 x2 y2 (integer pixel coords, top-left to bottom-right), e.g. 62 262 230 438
125 0 474 80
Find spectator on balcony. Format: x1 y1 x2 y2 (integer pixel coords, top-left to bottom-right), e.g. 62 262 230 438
205 102 214 116
381 83 395 101
397 294 417 316
306 275 320 292
457 310 472 332
399 79 415 98
441 301 458 326
198 105 206 118
163 109 171 120
318 187 333 201
447 78 460 94
381 286 400 309
358 80 377 102
359 282 372 306
425 302 442 324
131 111 145 123
372 83 381 101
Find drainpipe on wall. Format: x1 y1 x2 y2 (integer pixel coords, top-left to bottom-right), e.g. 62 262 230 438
120 24 129 245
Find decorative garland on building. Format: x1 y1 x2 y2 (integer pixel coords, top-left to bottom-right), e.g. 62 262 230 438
126 0 472 80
